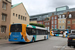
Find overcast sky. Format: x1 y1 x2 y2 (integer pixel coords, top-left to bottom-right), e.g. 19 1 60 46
12 0 75 16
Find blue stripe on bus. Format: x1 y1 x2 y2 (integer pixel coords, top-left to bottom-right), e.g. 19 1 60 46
55 34 57 36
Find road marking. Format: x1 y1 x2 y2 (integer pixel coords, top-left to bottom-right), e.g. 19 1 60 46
58 42 67 50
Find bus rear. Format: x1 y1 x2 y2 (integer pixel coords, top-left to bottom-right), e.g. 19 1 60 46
9 24 25 42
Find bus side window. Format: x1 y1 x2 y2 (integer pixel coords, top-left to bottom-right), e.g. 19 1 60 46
32 29 36 35
36 29 38 35
26 27 32 35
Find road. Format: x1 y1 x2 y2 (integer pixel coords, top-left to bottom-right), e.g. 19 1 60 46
0 37 67 50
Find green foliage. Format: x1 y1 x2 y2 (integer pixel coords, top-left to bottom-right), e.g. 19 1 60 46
29 23 45 28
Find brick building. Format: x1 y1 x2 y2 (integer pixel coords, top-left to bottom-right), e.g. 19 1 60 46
50 14 58 29
44 17 50 32
0 0 11 38
66 11 75 29
37 21 44 24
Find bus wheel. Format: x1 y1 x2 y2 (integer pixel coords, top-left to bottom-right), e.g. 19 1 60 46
32 38 35 43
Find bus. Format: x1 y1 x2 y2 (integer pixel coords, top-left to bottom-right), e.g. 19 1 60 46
62 29 69 37
50 29 62 36
50 29 69 37
9 24 49 42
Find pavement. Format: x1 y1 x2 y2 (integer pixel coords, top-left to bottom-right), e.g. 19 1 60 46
0 39 8 44
0 39 15 45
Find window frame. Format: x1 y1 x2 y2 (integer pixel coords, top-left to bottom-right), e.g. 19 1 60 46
2 2 7 10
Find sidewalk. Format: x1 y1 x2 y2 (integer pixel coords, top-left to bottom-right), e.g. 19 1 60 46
0 39 9 45
63 46 75 50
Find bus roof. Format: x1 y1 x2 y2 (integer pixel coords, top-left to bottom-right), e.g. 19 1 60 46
27 25 47 30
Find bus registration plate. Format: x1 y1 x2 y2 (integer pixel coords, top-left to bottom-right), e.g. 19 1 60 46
14 38 17 40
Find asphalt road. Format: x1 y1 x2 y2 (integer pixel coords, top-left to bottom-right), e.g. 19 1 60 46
0 37 67 50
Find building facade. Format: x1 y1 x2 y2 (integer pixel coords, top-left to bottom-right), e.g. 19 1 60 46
50 14 58 29
30 21 37 24
44 17 50 32
11 3 29 24
58 14 67 29
0 0 11 38
66 11 75 30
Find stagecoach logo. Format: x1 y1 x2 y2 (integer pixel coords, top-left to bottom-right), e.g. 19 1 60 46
13 35 19 37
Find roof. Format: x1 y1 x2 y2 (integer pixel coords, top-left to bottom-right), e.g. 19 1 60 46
11 2 22 8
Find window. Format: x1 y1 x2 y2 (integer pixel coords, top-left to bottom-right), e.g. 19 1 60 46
26 27 48 35
13 13 15 16
72 20 75 24
63 20 64 23
63 26 64 29
55 17 57 19
2 14 7 21
25 17 26 21
67 26 71 29
59 15 61 18
59 26 61 29
23 16 24 20
40 22 42 24
59 21 61 23
18 15 20 19
45 23 47 25
32 29 36 35
55 25 57 29
10 24 22 32
16 14 17 17
48 22 49 25
26 27 32 35
42 22 43 24
69 14 72 18
39 16 41 18
1 26 6 33
52 21 53 24
21 16 22 20
63 15 65 18
52 17 53 20
52 25 53 29
46 15 48 17
48 27 49 31
2 2 7 10
55 20 57 24
67 21 70 24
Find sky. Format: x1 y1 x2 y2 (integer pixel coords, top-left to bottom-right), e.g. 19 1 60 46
12 0 75 16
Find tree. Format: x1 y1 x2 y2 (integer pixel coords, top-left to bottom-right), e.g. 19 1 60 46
29 23 45 28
